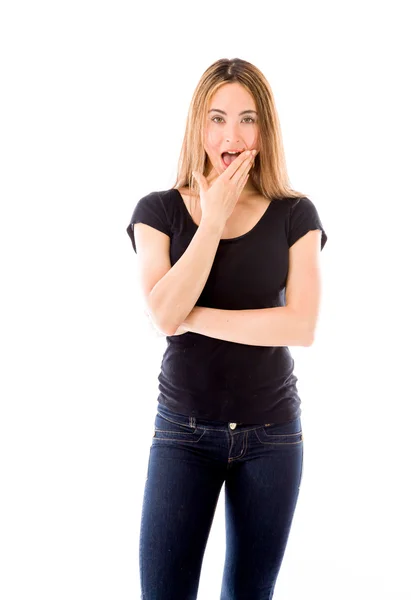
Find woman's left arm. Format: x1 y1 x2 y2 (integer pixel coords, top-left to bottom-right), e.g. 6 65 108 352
176 305 309 347
175 230 323 347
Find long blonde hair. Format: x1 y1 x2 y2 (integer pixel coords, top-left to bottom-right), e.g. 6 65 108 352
172 57 307 201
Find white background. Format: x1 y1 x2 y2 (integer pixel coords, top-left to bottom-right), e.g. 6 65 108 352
1 1 410 598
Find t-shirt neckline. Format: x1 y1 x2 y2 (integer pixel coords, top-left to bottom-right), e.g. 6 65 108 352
172 188 273 243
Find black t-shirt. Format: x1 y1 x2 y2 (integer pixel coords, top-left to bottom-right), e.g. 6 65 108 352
126 188 327 424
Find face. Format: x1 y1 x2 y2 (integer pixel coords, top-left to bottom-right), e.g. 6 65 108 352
204 82 260 178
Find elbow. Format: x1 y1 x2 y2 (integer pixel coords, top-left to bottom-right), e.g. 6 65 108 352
302 332 315 347
299 318 316 347
147 286 193 337
159 317 185 337
147 291 182 337
155 308 179 336
162 322 178 336
296 307 320 347
144 302 173 337
302 323 317 346
154 315 176 337
287 307 315 347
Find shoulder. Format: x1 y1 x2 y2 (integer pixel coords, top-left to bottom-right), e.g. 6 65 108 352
286 196 322 219
127 190 173 248
132 189 177 212
285 195 315 209
139 189 172 201
285 196 327 250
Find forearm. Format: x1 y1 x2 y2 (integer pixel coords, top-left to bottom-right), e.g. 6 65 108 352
181 305 313 347
148 220 225 335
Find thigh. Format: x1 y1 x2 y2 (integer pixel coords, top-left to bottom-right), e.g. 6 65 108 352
221 418 304 600
140 411 225 600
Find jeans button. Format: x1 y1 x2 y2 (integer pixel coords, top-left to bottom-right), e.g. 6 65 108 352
229 422 237 430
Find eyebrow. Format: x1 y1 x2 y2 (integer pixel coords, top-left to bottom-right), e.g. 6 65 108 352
208 109 258 116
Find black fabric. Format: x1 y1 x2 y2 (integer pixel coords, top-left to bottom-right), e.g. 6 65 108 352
126 188 327 424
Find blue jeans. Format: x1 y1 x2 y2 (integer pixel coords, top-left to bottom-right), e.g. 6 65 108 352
140 402 304 600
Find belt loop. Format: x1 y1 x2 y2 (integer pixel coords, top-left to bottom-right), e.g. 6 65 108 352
189 416 195 428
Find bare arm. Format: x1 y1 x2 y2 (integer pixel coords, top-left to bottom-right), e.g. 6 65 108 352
147 219 225 336
177 229 323 346
145 151 255 336
180 305 311 347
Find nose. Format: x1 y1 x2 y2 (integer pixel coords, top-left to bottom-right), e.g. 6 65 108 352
224 122 242 144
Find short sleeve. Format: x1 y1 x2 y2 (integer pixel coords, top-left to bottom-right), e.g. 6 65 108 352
288 197 328 250
126 191 171 253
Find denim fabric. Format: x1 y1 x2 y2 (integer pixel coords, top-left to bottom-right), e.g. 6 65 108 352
139 402 304 600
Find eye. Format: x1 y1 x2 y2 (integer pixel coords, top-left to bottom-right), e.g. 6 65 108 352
211 116 256 124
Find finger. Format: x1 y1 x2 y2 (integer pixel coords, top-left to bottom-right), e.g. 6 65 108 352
232 157 254 195
221 150 252 181
230 152 254 188
236 167 251 194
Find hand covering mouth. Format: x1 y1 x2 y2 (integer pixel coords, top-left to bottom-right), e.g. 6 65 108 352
221 151 242 166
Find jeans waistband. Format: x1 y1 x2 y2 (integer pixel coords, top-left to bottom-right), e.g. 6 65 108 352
156 401 269 430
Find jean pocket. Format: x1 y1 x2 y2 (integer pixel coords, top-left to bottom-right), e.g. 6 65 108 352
153 411 206 443
254 418 303 445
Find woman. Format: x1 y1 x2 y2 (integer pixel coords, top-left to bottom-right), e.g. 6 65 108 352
126 57 327 600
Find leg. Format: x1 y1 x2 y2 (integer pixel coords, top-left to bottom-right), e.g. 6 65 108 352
139 415 225 600
220 418 304 600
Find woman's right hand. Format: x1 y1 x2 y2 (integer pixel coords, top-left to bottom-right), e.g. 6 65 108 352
192 150 256 230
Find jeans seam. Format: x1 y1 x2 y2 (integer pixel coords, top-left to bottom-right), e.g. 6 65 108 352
156 411 195 431
153 431 206 443
228 430 248 461
254 429 303 445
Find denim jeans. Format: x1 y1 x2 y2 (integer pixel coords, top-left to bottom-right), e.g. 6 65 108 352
139 401 304 600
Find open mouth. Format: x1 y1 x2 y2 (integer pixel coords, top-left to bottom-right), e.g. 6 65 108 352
221 151 242 167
